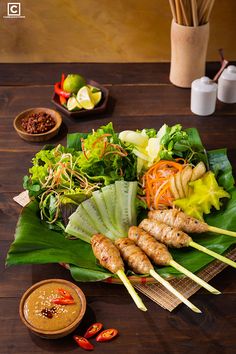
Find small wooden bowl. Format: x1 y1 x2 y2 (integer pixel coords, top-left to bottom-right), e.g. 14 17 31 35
51 80 109 118
13 108 62 142
19 279 86 339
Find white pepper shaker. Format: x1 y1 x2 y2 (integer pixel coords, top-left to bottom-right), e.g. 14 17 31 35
191 76 218 116
217 65 236 103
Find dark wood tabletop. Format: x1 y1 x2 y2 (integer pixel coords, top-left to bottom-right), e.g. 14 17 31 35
1 63 236 354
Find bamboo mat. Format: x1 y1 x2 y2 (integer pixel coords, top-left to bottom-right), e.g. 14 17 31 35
14 191 236 312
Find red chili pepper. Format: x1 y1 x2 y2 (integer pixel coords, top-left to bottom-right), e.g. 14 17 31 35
57 288 74 300
54 81 71 98
59 95 67 106
61 73 65 87
52 297 75 305
84 322 103 339
73 335 94 351
96 328 118 342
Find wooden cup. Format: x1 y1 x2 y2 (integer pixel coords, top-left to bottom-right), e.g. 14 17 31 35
169 20 209 88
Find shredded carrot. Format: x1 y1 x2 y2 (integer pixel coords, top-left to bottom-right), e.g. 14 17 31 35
175 158 187 164
81 138 89 160
92 134 112 148
143 160 185 209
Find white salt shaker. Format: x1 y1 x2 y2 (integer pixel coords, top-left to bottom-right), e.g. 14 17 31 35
191 76 217 116
217 65 236 103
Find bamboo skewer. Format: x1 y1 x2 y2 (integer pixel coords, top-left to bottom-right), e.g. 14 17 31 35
147 210 236 266
129 226 221 295
208 225 236 238
169 260 221 294
91 235 147 312
117 269 147 312
116 237 202 313
189 241 236 269
149 269 202 313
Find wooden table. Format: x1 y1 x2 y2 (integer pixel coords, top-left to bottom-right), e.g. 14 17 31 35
1 63 236 354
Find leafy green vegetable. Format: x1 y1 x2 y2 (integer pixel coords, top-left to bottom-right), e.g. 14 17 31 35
160 126 207 164
68 122 137 185
23 144 99 226
160 124 187 159
23 123 138 228
137 128 157 138
120 125 207 175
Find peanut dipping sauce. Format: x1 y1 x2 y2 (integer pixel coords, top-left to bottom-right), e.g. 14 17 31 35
23 282 81 331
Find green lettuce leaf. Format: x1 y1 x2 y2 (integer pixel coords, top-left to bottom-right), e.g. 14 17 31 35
67 122 137 184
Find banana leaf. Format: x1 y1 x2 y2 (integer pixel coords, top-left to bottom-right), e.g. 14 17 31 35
6 148 236 282
6 201 111 280
67 132 88 150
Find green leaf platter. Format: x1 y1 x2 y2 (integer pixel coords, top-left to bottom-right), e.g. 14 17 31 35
6 130 236 282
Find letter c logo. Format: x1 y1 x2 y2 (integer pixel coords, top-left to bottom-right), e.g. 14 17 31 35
10 5 18 13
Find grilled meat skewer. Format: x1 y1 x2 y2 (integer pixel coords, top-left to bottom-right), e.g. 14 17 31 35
148 209 236 238
115 237 201 313
148 209 208 233
91 233 124 273
115 238 153 274
140 218 191 248
129 226 220 294
91 234 147 311
140 219 236 269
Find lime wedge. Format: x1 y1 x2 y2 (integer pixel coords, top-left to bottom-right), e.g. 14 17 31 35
77 86 95 110
87 85 100 93
67 96 82 111
92 91 102 106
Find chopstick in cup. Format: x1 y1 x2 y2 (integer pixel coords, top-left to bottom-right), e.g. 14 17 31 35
175 0 183 25
179 0 190 26
191 0 199 26
186 0 193 26
205 0 215 23
169 0 177 23
170 0 215 27
199 0 211 24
